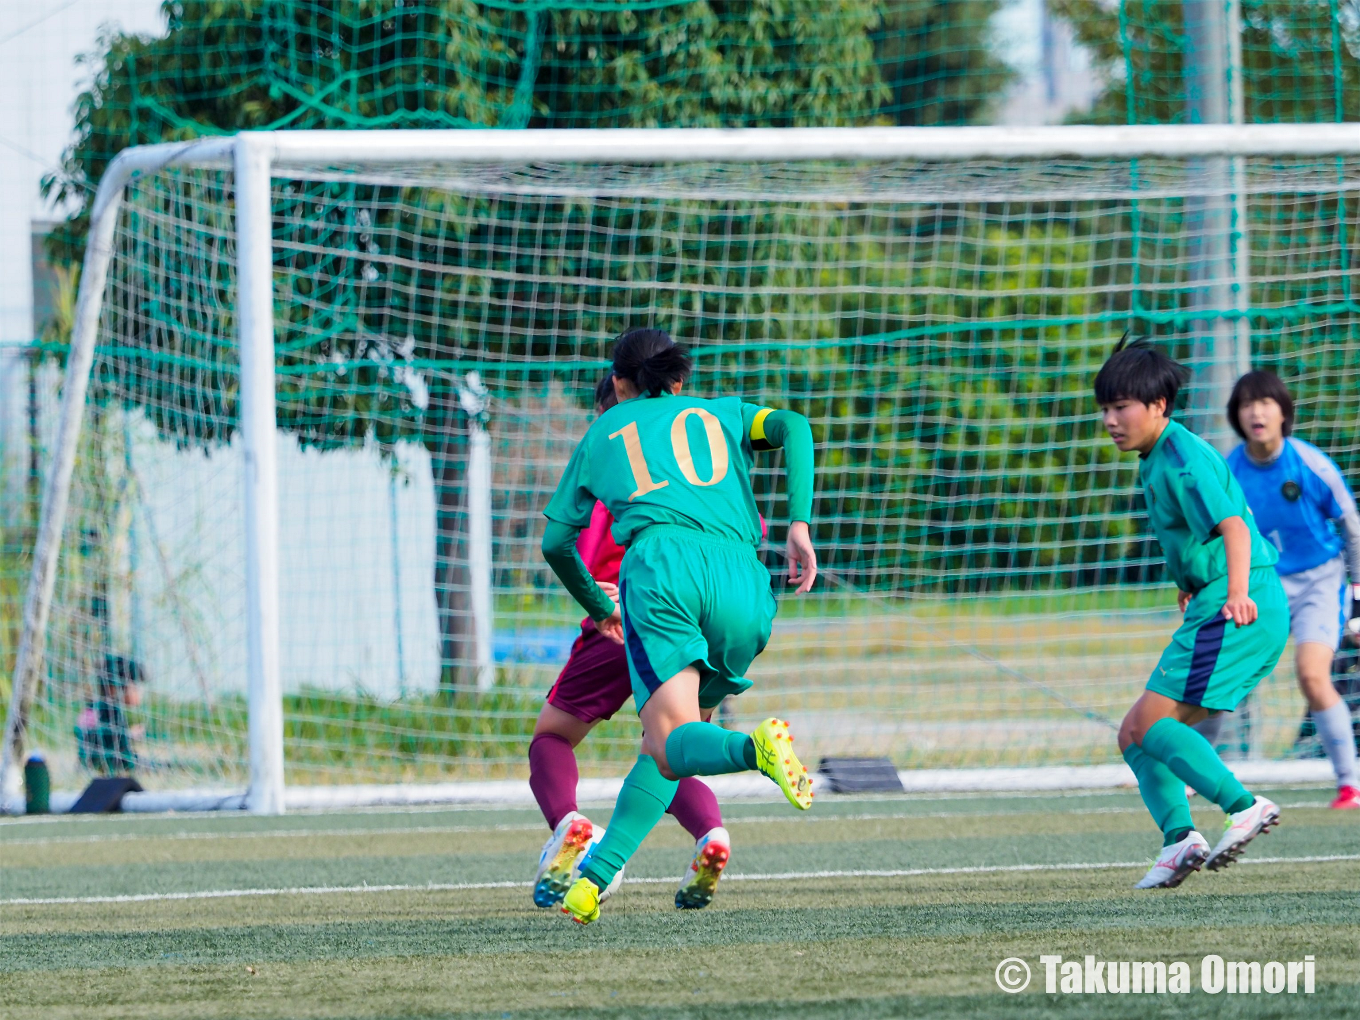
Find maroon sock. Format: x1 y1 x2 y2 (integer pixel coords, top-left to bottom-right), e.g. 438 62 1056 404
528 732 579 830
667 776 723 840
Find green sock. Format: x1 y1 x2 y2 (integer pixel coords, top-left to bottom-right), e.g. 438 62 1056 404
1164 828 1193 847
664 722 757 777
578 755 677 890
1123 743 1194 841
1141 717 1254 815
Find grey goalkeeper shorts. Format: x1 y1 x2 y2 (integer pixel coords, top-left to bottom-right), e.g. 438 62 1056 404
1280 556 1351 649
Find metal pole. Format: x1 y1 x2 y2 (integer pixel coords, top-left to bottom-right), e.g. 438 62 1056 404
27 348 40 512
123 415 143 672
388 468 407 698
1184 0 1259 755
235 134 285 815
1183 0 1249 452
459 372 494 691
468 427 493 690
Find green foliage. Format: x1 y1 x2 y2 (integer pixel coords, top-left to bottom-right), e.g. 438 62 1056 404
0 534 26 702
874 0 1012 125
41 0 1012 454
41 0 964 446
44 0 1013 228
1051 0 1360 125
531 0 889 128
694 216 1151 592
35 0 1358 614
37 1 1016 683
42 0 1017 267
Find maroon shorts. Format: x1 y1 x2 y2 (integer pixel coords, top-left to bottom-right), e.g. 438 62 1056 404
546 627 633 723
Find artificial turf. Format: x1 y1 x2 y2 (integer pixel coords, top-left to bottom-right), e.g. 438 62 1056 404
1 787 1355 1019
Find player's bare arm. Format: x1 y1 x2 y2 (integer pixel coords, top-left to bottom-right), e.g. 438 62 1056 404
749 405 817 594
593 581 624 645
1216 515 1257 626
785 521 817 594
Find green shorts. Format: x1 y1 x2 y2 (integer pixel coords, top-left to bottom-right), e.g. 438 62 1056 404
619 525 777 712
1145 566 1289 711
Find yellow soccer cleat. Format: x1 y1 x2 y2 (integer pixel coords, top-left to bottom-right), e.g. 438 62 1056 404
561 876 602 925
752 717 813 810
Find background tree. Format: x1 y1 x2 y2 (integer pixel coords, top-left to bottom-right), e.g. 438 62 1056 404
874 0 1012 126
1050 0 1359 125
1048 0 1360 493
48 2 1359 673
45 0 1015 686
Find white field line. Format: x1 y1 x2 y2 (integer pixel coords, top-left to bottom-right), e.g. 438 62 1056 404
0 801 1335 848
6 854 1358 907
0 782 1333 826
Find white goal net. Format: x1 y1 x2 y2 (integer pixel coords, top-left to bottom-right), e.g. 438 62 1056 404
5 126 1358 810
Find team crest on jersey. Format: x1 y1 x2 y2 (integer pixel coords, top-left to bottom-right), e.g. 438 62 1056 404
1281 480 1302 502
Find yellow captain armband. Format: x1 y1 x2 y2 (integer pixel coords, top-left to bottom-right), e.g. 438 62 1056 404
750 407 775 443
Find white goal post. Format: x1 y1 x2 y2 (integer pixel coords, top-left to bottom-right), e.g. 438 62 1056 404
4 124 1357 815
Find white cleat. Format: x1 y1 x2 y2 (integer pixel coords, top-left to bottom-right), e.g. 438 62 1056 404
1206 796 1280 871
533 812 595 908
1134 830 1211 889
675 826 731 910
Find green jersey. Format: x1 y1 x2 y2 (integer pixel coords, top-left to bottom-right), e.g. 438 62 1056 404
1139 419 1278 593
545 392 775 547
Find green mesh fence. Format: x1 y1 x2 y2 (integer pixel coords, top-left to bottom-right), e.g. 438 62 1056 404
5 1 1359 794
13 151 1358 794
42 1 1008 207
42 2 1360 231
1054 0 1359 125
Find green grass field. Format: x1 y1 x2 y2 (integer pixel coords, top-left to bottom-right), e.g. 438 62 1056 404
2 786 1357 1020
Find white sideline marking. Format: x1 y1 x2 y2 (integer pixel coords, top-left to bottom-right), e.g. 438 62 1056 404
0 801 1336 847
7 854 1357 907
1 811 1086 847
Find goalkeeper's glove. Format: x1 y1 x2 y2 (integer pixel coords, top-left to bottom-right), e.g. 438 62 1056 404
1347 583 1360 642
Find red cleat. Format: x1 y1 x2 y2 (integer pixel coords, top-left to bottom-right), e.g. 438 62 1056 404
1329 785 1360 810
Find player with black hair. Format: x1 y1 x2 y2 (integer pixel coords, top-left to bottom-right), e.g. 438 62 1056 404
1095 336 1289 888
1223 370 1360 809
529 371 735 912
540 326 818 924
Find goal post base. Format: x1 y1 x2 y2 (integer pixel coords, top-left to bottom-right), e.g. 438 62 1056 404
17 759 1335 815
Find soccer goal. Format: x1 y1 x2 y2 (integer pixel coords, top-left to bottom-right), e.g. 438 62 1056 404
4 125 1357 814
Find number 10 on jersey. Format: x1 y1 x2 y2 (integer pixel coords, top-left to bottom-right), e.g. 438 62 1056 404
609 408 730 501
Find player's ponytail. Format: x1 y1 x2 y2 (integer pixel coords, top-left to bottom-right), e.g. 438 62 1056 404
611 327 692 397
593 372 618 413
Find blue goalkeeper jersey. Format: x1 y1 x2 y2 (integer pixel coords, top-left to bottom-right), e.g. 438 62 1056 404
1227 438 1360 579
